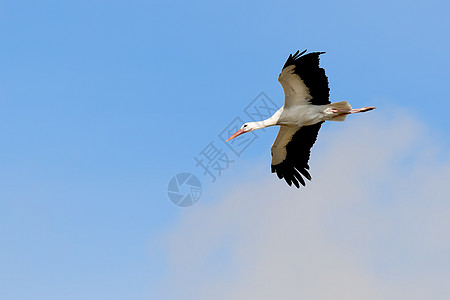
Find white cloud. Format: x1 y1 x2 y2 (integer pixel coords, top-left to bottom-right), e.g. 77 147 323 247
158 112 450 300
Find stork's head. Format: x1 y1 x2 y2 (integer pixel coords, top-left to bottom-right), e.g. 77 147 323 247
225 123 254 142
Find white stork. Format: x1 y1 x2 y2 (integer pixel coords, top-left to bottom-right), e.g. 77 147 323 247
226 50 375 188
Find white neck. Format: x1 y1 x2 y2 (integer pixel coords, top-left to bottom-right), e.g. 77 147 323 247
248 107 282 130
249 119 276 130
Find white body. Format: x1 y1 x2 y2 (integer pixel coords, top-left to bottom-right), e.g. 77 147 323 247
277 104 336 126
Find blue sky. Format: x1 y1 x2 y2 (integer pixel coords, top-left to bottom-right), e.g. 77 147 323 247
1 0 449 299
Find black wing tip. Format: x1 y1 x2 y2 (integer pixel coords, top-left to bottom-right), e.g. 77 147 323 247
282 49 326 70
283 49 305 69
297 167 312 181
271 164 311 188
270 123 323 189
293 49 307 59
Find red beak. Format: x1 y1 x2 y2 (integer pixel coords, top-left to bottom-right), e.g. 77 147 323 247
225 129 245 142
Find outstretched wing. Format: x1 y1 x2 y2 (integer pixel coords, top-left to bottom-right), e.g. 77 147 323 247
271 122 323 188
278 50 330 107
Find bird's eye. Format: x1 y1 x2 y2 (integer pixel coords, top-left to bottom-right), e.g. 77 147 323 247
244 124 247 128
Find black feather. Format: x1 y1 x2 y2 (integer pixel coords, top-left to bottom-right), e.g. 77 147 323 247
271 122 323 188
282 50 330 105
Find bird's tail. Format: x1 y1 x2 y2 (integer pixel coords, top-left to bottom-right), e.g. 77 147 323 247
327 101 352 121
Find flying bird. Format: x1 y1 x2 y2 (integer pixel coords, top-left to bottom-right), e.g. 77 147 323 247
226 50 375 188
